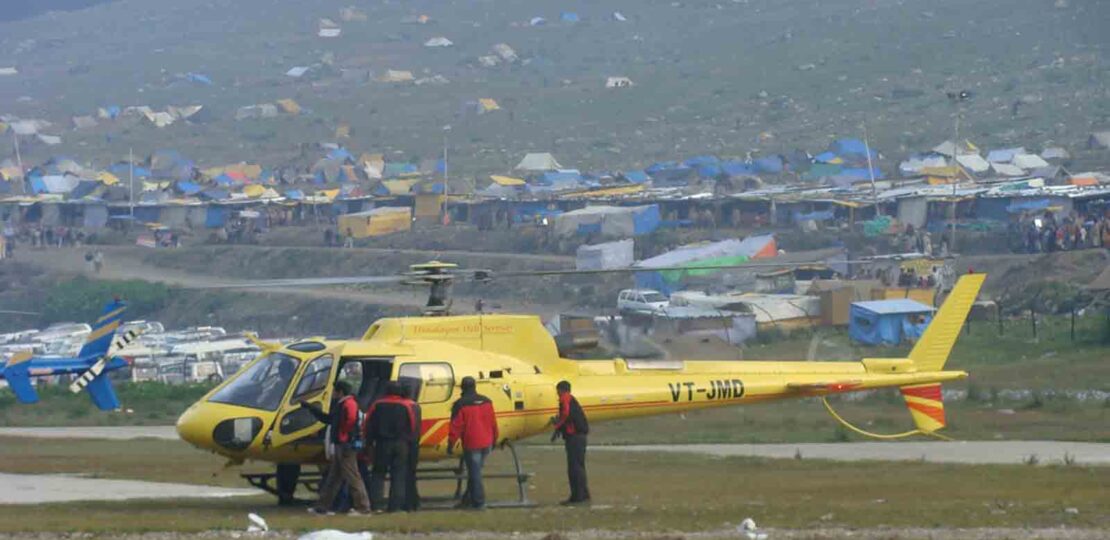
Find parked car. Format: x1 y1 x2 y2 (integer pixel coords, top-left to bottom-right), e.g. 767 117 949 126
617 289 670 313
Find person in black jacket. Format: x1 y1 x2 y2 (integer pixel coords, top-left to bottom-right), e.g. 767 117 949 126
551 380 590 505
402 381 423 511
364 381 418 512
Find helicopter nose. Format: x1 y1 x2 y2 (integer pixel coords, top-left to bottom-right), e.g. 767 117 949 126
176 403 265 454
176 403 215 450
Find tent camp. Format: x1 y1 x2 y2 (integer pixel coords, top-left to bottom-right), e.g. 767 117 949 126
576 239 634 270
515 152 562 171
337 207 412 238
849 299 934 346
553 205 660 239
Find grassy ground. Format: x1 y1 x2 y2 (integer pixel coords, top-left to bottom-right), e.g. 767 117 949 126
0 437 1106 534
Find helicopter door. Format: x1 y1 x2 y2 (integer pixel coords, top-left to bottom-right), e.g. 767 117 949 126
523 383 559 435
267 346 343 449
479 371 523 444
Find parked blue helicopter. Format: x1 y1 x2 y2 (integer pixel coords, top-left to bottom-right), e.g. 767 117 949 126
1 299 138 411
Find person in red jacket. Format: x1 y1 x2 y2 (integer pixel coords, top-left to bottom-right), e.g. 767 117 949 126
447 376 499 509
306 381 371 515
551 380 590 505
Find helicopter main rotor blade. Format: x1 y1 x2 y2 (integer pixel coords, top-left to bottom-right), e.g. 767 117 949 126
200 275 410 289
489 259 877 279
0 310 41 316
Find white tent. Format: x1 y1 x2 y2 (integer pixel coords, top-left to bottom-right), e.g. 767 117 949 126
286 66 310 78
515 152 562 171
424 37 453 47
37 134 62 145
576 239 634 270
1041 147 1070 160
380 70 415 83
1012 154 1050 170
318 28 342 38
613 12 627 22
955 154 990 173
991 162 1026 177
606 76 634 88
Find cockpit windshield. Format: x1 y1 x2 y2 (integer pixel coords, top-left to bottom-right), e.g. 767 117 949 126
209 353 299 411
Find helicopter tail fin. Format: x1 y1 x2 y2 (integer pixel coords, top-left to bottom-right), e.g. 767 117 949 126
895 273 983 436
907 273 985 373
899 383 946 433
1 351 39 405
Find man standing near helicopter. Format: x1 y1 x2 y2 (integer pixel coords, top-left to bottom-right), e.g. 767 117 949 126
552 380 591 506
448 376 499 510
305 381 372 515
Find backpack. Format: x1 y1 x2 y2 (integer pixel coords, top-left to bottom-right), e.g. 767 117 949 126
349 408 366 450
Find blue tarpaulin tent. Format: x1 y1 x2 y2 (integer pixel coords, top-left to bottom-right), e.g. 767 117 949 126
176 181 202 195
849 299 934 346
840 167 884 180
829 139 878 162
752 156 783 173
1005 198 1054 214
697 164 722 178
284 189 305 201
200 188 229 201
561 11 579 22
721 161 754 177
683 156 720 168
205 206 226 228
621 171 649 183
133 206 160 223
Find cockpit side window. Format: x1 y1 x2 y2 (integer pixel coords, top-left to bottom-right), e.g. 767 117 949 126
290 354 333 404
397 362 454 403
209 353 299 411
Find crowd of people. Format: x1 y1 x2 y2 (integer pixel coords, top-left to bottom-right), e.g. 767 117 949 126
1015 209 1110 253
303 377 591 516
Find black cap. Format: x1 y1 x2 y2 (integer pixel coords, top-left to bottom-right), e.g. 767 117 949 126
334 380 353 395
461 376 476 392
556 380 571 393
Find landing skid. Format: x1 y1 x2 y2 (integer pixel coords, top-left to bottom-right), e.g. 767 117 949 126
241 442 535 508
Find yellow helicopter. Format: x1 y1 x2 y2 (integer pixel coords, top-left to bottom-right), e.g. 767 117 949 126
175 261 985 504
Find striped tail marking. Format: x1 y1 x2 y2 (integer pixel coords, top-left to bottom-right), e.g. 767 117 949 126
900 383 946 433
68 328 138 394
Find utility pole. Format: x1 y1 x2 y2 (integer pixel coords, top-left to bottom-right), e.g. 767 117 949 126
949 111 962 253
442 124 451 225
129 147 135 218
863 123 879 216
12 132 24 195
